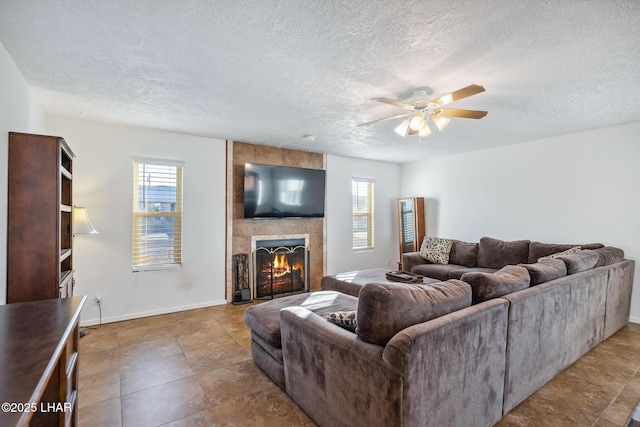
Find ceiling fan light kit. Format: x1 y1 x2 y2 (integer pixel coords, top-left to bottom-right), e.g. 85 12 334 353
409 114 426 131
418 126 432 138
358 84 488 139
432 113 450 131
394 119 411 137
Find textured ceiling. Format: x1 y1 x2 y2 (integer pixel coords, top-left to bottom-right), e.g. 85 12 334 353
1 0 639 163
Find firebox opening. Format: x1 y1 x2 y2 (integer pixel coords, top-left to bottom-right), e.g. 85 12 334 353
254 238 309 299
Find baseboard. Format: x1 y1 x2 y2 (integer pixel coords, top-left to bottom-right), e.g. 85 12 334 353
79 299 228 327
79 304 639 327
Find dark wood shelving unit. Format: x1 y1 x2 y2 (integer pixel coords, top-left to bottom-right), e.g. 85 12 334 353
7 132 76 303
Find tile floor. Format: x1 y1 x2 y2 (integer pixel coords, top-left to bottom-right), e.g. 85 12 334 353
78 303 640 426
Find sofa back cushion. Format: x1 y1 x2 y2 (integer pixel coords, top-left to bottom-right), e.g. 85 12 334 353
477 237 531 269
461 265 530 304
527 241 604 263
519 259 567 285
356 280 471 346
557 249 599 274
593 246 625 267
449 240 479 267
537 246 582 261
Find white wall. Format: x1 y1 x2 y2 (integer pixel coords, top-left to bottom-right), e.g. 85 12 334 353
44 117 227 325
326 155 400 274
400 122 640 322
0 42 45 305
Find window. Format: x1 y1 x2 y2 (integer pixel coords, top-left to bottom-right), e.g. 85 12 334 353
132 157 184 271
352 178 374 250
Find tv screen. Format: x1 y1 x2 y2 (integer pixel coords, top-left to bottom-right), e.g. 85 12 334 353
244 163 326 218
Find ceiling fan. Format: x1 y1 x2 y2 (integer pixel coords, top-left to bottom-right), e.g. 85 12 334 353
357 84 488 138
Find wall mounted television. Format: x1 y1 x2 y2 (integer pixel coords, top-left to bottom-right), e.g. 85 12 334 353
244 163 326 218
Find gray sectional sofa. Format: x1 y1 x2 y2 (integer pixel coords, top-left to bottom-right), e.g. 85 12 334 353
244 236 635 426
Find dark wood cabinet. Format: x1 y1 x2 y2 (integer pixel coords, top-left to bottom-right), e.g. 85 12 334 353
6 132 75 303
0 296 86 427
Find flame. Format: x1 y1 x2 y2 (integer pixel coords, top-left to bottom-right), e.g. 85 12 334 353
273 253 288 270
267 253 304 281
271 254 291 279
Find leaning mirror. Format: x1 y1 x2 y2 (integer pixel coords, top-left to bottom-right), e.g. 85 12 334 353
397 197 425 270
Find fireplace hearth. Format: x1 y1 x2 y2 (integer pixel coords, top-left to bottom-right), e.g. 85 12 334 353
253 236 309 299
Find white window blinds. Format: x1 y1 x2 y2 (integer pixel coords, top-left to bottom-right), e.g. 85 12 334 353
352 178 375 250
132 158 184 271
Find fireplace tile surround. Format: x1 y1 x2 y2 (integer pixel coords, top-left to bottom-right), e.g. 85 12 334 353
225 141 326 302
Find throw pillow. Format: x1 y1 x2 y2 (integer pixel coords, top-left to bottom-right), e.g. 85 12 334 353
419 237 454 264
327 311 357 333
538 246 581 262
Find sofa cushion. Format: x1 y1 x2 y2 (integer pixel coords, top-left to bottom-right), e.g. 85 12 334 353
411 263 467 281
356 280 471 346
461 265 530 304
447 267 497 280
449 240 479 268
527 241 605 263
557 249 599 274
327 311 357 332
593 246 625 267
245 291 358 348
419 237 454 264
477 237 531 269
538 246 582 261
518 259 567 285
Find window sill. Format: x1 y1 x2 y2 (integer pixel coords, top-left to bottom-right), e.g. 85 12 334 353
133 263 182 272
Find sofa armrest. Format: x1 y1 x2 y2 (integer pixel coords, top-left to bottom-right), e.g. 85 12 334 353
280 306 402 427
402 251 428 272
382 298 509 427
603 259 635 338
500 268 608 413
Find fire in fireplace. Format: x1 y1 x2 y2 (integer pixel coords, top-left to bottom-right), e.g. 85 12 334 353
254 238 309 299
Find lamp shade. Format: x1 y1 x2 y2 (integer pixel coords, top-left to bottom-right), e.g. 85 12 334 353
409 114 426 131
418 126 432 137
432 114 450 131
73 206 98 234
394 119 411 137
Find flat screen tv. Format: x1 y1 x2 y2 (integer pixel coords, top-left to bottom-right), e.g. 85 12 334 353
244 163 326 218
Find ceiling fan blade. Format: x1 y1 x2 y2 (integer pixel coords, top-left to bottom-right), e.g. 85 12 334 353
372 97 416 110
357 112 411 127
431 84 485 107
437 108 488 119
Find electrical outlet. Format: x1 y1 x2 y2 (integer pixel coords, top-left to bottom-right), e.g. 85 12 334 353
95 295 102 305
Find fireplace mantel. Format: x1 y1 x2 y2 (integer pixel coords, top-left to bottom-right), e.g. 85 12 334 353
251 234 310 252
